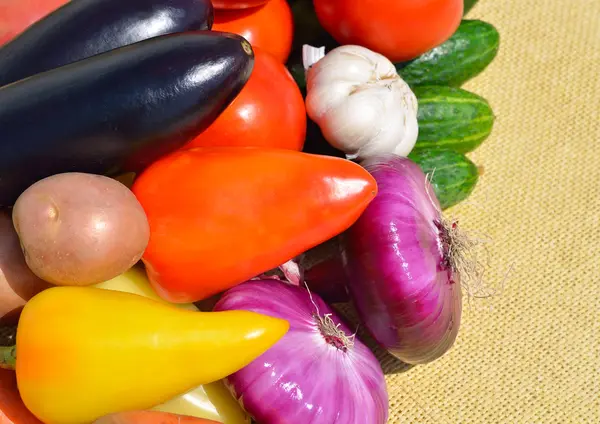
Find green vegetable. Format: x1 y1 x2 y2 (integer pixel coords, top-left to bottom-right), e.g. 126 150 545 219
464 0 479 15
413 86 495 153
409 149 481 209
397 20 500 87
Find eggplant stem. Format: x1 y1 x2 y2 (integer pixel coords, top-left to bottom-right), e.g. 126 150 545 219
0 345 16 370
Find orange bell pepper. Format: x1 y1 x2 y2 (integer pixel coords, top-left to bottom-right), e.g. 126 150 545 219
132 147 377 303
0 286 288 424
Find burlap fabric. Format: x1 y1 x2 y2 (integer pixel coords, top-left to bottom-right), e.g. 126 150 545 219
376 0 600 422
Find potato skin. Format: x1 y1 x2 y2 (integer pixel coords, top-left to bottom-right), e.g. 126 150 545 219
12 173 150 286
0 212 50 318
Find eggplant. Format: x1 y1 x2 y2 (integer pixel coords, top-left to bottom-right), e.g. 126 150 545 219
0 0 214 87
0 31 254 206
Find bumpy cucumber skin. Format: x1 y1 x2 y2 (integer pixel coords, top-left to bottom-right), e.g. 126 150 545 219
409 149 479 210
413 85 495 153
397 20 500 87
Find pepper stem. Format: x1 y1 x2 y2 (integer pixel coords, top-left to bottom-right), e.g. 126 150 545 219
0 345 16 370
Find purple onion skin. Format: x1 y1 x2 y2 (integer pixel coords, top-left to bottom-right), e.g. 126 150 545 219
341 154 462 365
214 279 389 424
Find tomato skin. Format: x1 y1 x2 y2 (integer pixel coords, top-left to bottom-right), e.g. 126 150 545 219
313 0 463 62
213 0 293 63
0 0 68 46
0 369 42 424
132 148 378 303
213 0 268 9
184 48 305 151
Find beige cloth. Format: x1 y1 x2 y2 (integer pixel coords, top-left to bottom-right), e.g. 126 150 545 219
382 0 600 422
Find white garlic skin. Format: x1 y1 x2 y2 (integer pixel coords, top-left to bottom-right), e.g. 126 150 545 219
305 45 419 160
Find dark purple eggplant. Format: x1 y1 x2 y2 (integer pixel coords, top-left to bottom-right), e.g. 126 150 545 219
0 31 254 206
0 0 214 87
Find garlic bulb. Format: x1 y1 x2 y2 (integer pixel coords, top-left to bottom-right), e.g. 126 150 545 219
304 45 419 160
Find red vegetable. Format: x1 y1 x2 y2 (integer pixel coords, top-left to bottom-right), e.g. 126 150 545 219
184 47 305 151
0 369 42 424
313 0 463 62
0 0 67 47
328 155 463 364
212 0 268 10
213 0 293 63
132 147 378 303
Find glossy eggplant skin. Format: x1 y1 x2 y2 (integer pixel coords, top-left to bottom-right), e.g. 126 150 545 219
0 0 214 87
0 31 254 206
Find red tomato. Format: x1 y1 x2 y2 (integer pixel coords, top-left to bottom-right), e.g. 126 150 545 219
184 48 306 151
213 0 268 9
213 0 293 63
0 369 42 424
313 0 463 62
132 148 378 303
0 0 68 46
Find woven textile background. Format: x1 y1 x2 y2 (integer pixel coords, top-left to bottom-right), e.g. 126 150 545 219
381 0 600 422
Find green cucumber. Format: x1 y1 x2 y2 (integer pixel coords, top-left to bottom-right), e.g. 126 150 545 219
413 85 495 153
397 20 499 87
409 149 480 210
464 0 479 15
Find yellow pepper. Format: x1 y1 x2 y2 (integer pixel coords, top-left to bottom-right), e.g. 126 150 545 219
93 268 250 424
7 285 288 424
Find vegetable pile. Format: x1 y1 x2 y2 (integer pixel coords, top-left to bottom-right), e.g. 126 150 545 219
0 0 499 423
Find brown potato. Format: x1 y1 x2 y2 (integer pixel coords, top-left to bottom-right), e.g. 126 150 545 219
0 212 50 318
12 173 150 286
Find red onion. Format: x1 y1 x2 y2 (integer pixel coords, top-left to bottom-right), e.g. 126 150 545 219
214 279 388 424
339 154 463 364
